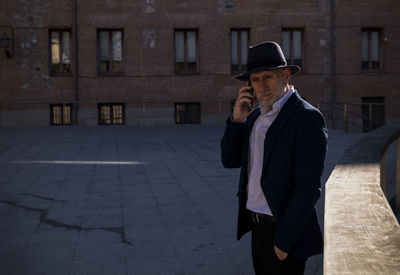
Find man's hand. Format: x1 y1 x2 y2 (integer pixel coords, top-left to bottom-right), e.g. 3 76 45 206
274 245 288 260
232 84 255 123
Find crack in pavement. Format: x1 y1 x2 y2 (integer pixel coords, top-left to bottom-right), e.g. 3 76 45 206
0 200 133 246
22 193 67 203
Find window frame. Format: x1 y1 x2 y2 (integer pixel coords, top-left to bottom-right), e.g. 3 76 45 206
97 29 124 76
281 28 304 70
49 29 72 76
230 28 249 75
361 28 382 72
50 103 73 126
98 103 126 125
174 29 199 74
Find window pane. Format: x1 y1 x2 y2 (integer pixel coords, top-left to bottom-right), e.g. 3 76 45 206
176 103 185 123
99 31 110 73
112 31 122 72
51 31 60 73
53 106 62 125
188 103 200 123
100 61 109 73
293 31 302 59
187 31 196 63
187 62 196 72
175 103 200 124
62 31 70 73
99 31 109 61
371 61 380 69
282 31 291 59
105 106 111 124
240 31 248 65
175 31 184 62
175 105 182 124
371 31 379 62
113 105 123 124
175 62 185 72
231 31 238 65
64 105 71 124
101 105 111 124
361 31 368 62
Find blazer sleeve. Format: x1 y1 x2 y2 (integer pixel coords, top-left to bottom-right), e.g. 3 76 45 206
273 109 328 253
220 117 246 168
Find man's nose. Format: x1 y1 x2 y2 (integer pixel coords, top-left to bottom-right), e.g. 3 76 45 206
259 81 268 90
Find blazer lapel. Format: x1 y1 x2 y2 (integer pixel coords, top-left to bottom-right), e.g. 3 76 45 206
262 91 301 172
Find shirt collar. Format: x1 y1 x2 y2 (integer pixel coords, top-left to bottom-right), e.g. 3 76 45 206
260 86 295 115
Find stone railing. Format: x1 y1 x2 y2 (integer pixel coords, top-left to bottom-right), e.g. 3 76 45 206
324 124 400 274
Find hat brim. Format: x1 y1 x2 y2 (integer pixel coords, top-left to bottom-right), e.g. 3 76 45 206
234 65 301 81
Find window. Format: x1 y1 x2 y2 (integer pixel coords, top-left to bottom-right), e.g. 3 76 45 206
98 30 123 74
282 29 303 68
361 97 384 132
361 29 381 71
175 103 201 124
98 104 125 125
174 30 197 73
50 30 71 74
231 29 248 74
50 104 72 125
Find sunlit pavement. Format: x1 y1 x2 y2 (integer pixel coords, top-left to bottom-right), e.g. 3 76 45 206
0 125 373 274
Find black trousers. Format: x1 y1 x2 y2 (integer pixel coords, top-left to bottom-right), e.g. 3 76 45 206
251 222 306 275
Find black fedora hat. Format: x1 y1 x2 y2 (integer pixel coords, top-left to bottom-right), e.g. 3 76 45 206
234 41 301 81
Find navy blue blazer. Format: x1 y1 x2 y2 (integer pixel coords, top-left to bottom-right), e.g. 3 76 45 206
221 91 328 259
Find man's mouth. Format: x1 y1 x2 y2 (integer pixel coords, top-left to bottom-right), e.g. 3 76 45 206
260 93 272 98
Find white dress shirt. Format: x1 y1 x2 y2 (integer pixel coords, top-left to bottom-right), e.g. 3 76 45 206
246 87 295 215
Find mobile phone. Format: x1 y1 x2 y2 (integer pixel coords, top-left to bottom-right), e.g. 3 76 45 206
246 82 254 111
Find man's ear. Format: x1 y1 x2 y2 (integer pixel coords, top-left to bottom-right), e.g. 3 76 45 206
281 68 291 85
284 68 291 82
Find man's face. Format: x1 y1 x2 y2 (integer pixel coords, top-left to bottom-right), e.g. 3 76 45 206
249 68 291 109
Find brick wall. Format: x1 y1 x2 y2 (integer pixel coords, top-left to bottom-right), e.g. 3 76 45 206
0 0 398 128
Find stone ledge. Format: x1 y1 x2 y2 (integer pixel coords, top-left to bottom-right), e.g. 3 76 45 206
324 124 400 274
340 124 400 164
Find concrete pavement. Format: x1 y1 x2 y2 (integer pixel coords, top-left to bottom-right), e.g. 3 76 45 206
0 125 365 274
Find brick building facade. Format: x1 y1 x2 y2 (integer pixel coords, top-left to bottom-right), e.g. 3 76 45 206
0 0 399 130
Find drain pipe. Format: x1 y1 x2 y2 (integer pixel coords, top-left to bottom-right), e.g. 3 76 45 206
72 0 79 125
330 0 337 129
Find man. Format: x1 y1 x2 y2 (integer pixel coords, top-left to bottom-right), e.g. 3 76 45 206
221 41 327 275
